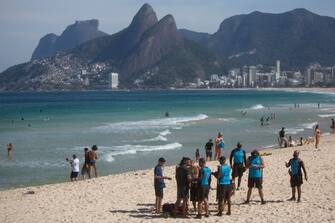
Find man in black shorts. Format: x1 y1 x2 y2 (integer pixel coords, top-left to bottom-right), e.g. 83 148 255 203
205 139 213 161
154 157 172 214
285 151 308 203
230 142 246 190
174 157 192 217
245 150 265 204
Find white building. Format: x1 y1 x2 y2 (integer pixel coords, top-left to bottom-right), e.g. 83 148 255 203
249 66 257 87
276 60 281 81
109 72 119 89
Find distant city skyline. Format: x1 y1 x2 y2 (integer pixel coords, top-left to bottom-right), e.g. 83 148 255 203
0 0 335 72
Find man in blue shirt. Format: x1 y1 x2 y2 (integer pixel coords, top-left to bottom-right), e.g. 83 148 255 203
245 150 266 204
285 150 308 203
196 158 211 219
154 157 171 214
217 156 232 216
230 142 247 190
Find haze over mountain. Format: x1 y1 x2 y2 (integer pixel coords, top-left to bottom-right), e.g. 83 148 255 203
1 4 335 91
31 19 107 60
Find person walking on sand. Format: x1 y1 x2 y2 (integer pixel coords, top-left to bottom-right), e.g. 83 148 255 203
314 125 321 149
154 157 172 214
215 133 224 160
217 156 232 216
285 151 308 203
81 148 90 180
196 158 211 219
278 127 288 148
330 118 335 134
88 145 98 178
230 142 247 191
66 154 80 182
245 150 266 204
205 139 213 161
174 157 192 218
190 160 200 212
7 143 13 159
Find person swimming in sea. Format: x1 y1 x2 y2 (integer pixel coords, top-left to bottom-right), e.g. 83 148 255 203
165 111 170 118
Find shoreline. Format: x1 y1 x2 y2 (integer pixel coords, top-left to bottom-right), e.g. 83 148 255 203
0 133 334 222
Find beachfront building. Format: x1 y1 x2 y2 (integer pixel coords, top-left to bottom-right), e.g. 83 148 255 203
109 72 119 89
276 60 281 81
249 66 257 87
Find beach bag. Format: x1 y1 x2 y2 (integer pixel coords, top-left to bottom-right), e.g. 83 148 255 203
220 139 225 148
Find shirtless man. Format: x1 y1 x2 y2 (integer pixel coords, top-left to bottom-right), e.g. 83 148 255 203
88 145 98 178
7 143 13 159
285 151 308 202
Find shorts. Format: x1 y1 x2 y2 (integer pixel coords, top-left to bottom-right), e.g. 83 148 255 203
198 185 210 201
177 186 189 199
71 171 79 178
155 187 164 198
248 178 262 189
206 151 212 158
217 184 232 201
232 164 245 178
290 175 303 187
89 160 96 165
190 183 199 202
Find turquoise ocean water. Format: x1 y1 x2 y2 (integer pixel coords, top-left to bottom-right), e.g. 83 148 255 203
0 90 334 189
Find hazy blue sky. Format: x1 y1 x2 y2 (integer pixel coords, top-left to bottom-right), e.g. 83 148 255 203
0 0 334 72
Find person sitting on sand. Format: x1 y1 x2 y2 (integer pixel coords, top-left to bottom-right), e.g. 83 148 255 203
230 142 247 191
285 151 308 203
299 137 304 146
314 125 321 149
245 150 266 205
174 157 192 218
196 158 211 219
205 139 213 161
288 136 296 147
66 154 80 182
88 145 98 178
217 156 232 216
278 127 288 148
215 133 224 160
190 160 200 212
154 157 172 214
7 143 13 159
330 118 335 134
81 148 90 180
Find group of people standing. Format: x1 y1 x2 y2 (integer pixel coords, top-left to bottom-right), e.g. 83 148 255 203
153 137 309 219
66 145 99 181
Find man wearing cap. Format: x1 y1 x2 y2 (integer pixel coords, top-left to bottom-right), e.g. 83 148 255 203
230 142 247 190
154 157 172 214
285 151 308 203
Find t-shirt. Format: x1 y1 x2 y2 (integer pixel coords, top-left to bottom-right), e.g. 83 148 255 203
200 166 211 186
248 156 262 179
219 164 231 185
154 165 165 189
288 158 302 176
205 142 213 152
71 158 80 172
231 148 246 165
176 165 190 188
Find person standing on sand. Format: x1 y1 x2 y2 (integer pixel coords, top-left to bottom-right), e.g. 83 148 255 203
174 157 192 218
330 118 335 134
217 156 232 216
190 160 200 212
285 151 308 203
278 127 288 148
154 157 172 214
314 125 321 149
205 139 213 161
88 145 98 178
66 154 80 182
215 133 224 160
245 150 266 204
7 143 13 159
196 158 211 219
195 149 200 162
81 148 90 180
230 142 247 191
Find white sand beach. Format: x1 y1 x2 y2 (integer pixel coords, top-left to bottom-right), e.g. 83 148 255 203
0 135 335 223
